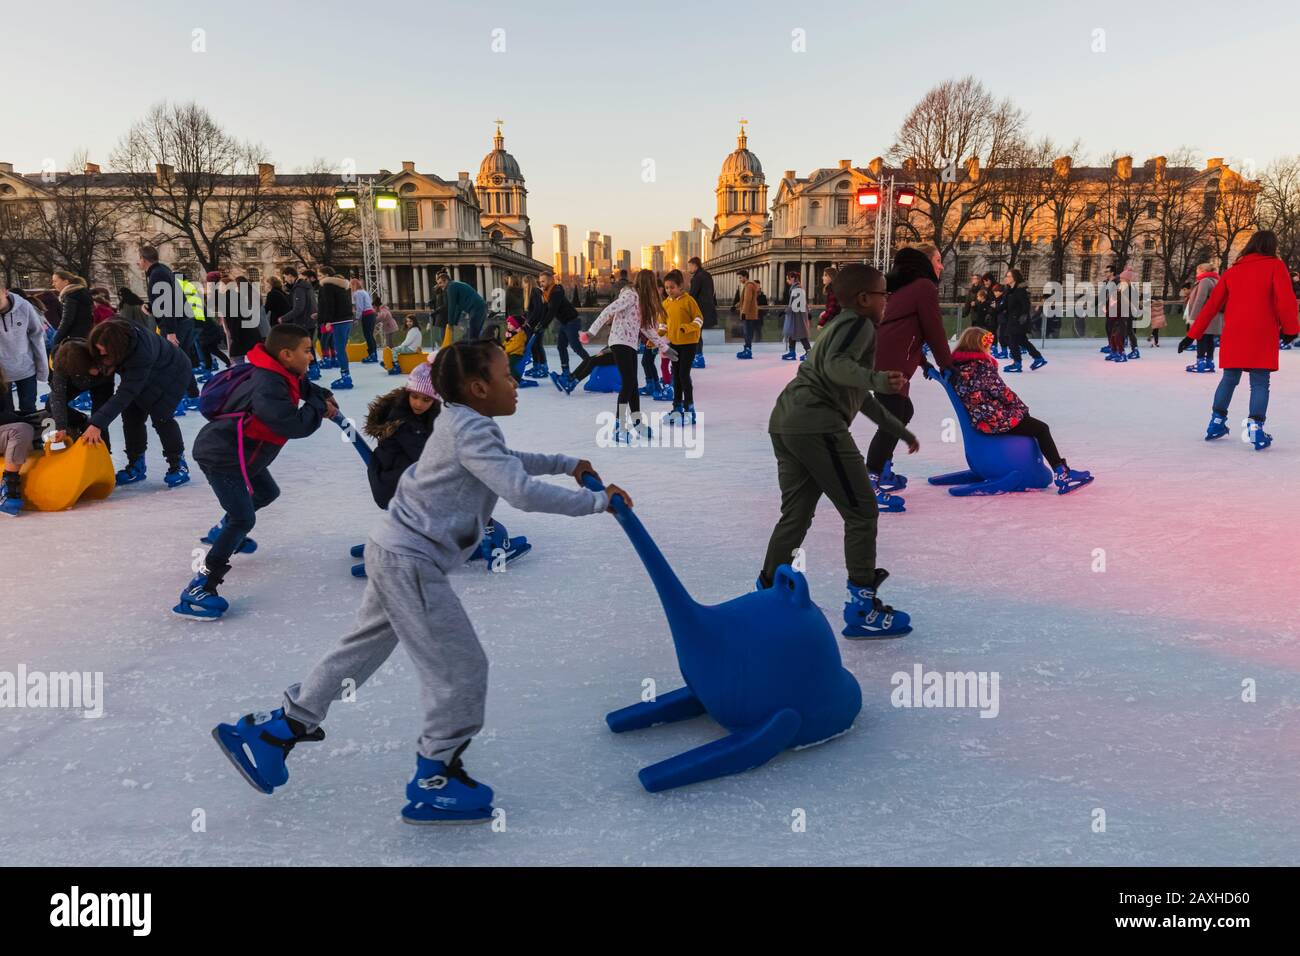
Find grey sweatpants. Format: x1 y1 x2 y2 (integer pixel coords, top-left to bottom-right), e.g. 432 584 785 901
284 539 487 762
1 422 35 469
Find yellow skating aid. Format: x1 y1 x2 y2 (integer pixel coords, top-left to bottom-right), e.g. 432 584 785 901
23 440 116 512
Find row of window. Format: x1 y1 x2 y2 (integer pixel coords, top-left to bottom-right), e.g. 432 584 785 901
954 257 1159 285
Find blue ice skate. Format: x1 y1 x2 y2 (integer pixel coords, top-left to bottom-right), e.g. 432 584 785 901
1247 419 1272 451
692 352 705 369
329 373 353 390
401 743 494 825
1029 357 1048 370
1003 361 1023 373
350 543 365 558
1205 413 1229 441
550 370 576 395
842 570 912 639
736 347 752 359
467 520 531 568
212 707 324 795
200 521 257 554
164 457 190 488
0 473 22 517
653 383 674 402
638 379 659 396
1054 464 1094 495
352 563 366 578
173 564 230 620
115 456 147 485
876 459 908 491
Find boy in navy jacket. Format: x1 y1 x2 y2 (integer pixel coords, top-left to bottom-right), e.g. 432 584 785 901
176 323 337 619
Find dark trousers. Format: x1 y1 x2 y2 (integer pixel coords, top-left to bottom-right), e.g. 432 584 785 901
865 392 915 474
1008 327 1042 363
361 312 377 356
198 321 228 370
763 430 878 587
1106 316 1124 353
122 392 186 462
202 467 281 569
12 375 37 415
1197 334 1218 362
671 342 698 407
641 342 658 385
331 321 352 373
555 319 589 371
1005 415 1062 469
180 323 201 398
574 344 640 413
530 327 548 366
742 319 761 349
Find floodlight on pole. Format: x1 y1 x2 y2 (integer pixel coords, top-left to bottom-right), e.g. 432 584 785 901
895 185 916 207
374 189 399 211
335 190 358 210
856 185 881 207
335 179 387 305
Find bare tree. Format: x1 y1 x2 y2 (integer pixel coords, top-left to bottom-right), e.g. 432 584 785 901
888 76 1026 260
1206 165 1260 270
0 200 40 288
1257 156 1300 272
1149 149 1215 295
1041 145 1093 284
266 160 359 268
23 150 126 281
111 101 271 273
983 135 1056 271
1095 152 1158 270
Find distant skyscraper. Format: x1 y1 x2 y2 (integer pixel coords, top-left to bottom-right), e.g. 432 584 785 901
670 231 690 270
602 235 613 269
616 249 631 273
640 246 655 270
553 224 569 276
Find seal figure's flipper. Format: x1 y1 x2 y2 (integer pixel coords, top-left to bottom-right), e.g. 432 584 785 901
606 686 706 733
637 708 802 792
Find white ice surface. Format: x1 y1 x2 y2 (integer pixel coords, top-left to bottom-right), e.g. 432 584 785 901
3 339 1298 866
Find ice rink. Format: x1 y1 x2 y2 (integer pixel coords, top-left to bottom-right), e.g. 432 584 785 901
3 338 1298 866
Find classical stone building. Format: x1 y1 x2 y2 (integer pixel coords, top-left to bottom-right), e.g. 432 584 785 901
0 128 546 309
702 126 1261 305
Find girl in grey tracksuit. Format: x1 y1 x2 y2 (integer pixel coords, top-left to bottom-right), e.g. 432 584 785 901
280 339 622 813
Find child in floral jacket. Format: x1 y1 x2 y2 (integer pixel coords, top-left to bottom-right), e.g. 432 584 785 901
947 327 1093 494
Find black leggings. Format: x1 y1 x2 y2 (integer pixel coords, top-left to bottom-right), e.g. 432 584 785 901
573 344 640 413
865 392 914 474
1005 415 1062 469
672 342 698 407
1008 327 1042 363
641 342 658 384
1197 334 1218 361
529 326 547 365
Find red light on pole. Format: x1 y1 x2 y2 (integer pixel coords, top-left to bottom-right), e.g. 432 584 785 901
895 186 916 207
856 186 881 207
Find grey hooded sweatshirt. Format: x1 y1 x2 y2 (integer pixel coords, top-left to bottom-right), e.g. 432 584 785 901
0 291 49 383
370 401 607 571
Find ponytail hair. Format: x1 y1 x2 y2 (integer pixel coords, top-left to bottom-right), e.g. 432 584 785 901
430 339 504 404
633 269 664 332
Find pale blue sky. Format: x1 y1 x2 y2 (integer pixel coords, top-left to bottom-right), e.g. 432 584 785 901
4 0 1296 261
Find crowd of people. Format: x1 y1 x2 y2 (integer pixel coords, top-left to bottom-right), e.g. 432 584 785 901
4 226 1297 822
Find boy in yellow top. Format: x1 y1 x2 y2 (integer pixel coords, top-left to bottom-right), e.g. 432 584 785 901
658 269 703 424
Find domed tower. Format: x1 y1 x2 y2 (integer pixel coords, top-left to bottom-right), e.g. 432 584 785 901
712 121 769 249
477 121 532 257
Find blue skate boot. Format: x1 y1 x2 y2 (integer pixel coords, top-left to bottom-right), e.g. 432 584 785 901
115 456 147 485
1205 413 1229 441
386 362 402 376
351 563 367 578
329 373 353 390
663 406 685 427
638 378 659 395
173 562 231 620
0 472 23 517
869 473 905 513
550 370 576 394
876 459 908 492
1247 418 1272 451
164 456 190 488
173 398 188 416
1128 347 1141 360
350 543 365 559
692 351 705 369
842 569 912 639
735 346 752 359
684 404 697 425
1099 345 1112 354
212 707 324 795
1003 361 1023 373
1054 462 1094 495
307 361 322 381
780 348 797 360
653 382 674 402
200 521 257 554
527 361 550 379
401 742 494 825
1029 356 1047 370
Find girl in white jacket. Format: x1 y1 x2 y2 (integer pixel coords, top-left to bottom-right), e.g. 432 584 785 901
0 287 49 415
553 270 674 440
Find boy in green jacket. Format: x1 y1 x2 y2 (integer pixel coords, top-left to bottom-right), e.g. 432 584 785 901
762 263 917 638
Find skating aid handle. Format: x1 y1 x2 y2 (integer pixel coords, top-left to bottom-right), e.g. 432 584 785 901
579 471 698 618
331 412 374 467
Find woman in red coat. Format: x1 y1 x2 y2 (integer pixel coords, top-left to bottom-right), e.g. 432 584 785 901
1182 231 1299 449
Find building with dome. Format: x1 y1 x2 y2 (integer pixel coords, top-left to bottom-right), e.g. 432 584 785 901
0 125 548 311
710 123 769 259
476 123 533 258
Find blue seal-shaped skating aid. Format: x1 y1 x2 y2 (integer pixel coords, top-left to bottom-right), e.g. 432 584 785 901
583 474 862 792
583 362 622 392
923 366 1052 496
